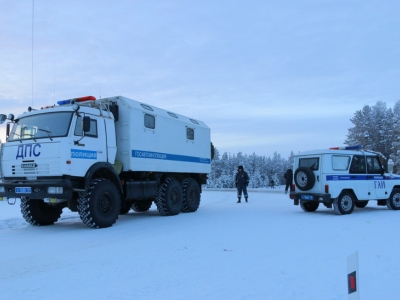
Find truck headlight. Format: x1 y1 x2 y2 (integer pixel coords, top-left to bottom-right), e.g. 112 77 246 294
48 187 63 194
0 186 5 193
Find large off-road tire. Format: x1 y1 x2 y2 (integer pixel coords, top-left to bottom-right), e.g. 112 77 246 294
120 200 131 215
387 188 400 210
294 167 315 191
333 192 355 215
131 200 153 212
77 179 121 228
181 178 201 212
155 178 183 216
20 197 62 226
355 200 368 208
300 201 319 212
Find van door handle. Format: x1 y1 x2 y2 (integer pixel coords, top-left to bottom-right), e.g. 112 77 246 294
97 150 103 153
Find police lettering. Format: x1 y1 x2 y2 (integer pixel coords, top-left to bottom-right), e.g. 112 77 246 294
374 181 385 189
16 143 41 159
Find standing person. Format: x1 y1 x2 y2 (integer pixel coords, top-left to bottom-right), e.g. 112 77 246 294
284 168 293 194
235 165 249 203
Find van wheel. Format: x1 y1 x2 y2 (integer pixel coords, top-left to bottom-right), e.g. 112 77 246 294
300 201 319 212
355 200 368 208
387 189 400 210
155 178 183 216
333 192 355 215
20 197 62 226
294 167 315 191
131 200 153 212
181 178 201 212
77 179 121 228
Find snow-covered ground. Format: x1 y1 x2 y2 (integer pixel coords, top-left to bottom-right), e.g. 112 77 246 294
1 187 398 300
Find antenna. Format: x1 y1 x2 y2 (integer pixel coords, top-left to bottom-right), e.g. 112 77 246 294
31 0 34 106
54 59 56 105
99 83 101 99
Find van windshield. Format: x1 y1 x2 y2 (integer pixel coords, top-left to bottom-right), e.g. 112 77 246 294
8 112 74 141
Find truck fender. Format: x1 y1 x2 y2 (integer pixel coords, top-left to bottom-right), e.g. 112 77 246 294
84 162 123 195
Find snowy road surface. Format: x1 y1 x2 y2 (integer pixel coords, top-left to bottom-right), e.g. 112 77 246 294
0 188 398 300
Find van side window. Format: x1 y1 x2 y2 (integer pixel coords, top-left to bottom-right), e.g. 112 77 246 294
74 116 98 137
349 155 366 174
332 155 350 171
144 114 155 129
186 127 194 140
366 156 382 174
299 157 319 170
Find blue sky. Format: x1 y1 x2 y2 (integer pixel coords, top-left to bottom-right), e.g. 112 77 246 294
1 1 400 157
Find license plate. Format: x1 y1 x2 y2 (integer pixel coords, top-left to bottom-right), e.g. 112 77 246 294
15 187 32 194
300 194 313 200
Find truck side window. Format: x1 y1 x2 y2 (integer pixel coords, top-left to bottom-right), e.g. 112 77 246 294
186 128 194 140
349 155 366 174
144 114 155 129
74 116 98 137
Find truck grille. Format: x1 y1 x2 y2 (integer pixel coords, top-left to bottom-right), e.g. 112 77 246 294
11 160 60 176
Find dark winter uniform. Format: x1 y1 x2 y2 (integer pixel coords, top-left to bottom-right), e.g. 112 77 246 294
284 168 293 194
235 165 249 203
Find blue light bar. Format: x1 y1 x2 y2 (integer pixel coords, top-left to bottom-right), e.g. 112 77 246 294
330 145 363 150
345 145 362 150
57 99 71 106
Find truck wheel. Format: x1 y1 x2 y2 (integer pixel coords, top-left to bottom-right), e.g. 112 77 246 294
20 197 62 226
120 200 131 215
155 178 183 216
355 200 368 208
333 192 355 215
300 201 319 212
294 167 315 191
181 178 201 212
387 189 400 210
131 200 153 212
77 179 121 228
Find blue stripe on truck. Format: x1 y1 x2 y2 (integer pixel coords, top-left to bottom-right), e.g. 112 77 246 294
132 150 210 164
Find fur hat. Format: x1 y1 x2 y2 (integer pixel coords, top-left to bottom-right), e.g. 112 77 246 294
238 165 243 170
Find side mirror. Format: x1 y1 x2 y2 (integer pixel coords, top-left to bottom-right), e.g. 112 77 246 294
6 123 10 137
83 116 91 133
0 114 6 125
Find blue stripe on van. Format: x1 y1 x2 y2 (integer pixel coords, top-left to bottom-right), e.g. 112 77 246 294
132 150 210 164
326 175 400 180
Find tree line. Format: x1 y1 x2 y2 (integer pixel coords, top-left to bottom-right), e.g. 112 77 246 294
345 100 400 173
207 99 400 188
207 147 294 188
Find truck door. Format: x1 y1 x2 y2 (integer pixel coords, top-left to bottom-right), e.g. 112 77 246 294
70 115 107 173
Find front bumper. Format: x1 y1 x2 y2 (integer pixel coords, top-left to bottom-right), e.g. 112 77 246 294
290 192 332 205
0 178 73 200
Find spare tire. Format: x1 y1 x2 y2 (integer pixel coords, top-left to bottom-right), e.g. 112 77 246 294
294 167 315 191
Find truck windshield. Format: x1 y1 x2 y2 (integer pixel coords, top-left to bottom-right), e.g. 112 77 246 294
8 112 74 141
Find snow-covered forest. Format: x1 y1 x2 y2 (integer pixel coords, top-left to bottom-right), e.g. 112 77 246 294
206 148 294 188
208 100 400 188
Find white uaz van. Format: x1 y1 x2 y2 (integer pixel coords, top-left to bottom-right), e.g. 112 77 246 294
289 146 400 214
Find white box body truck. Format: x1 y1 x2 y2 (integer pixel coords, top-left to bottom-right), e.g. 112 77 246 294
0 96 211 228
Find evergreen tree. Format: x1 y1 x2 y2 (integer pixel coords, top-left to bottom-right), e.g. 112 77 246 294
345 100 399 172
